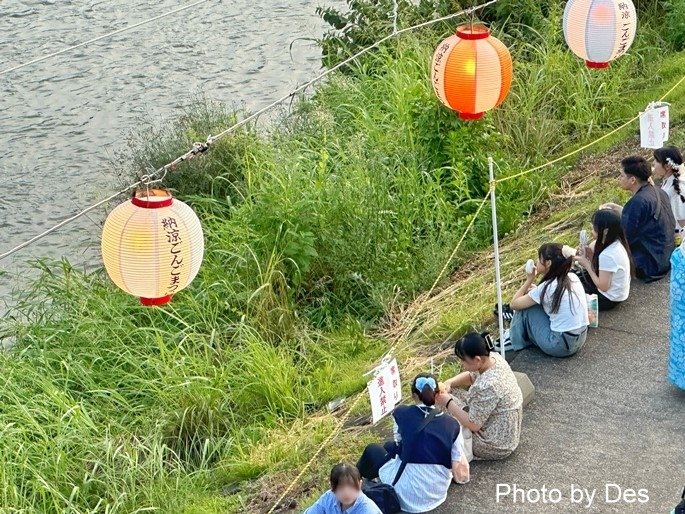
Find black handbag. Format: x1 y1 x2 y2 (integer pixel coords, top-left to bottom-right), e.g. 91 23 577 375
674 487 685 514
361 480 402 514
362 409 439 514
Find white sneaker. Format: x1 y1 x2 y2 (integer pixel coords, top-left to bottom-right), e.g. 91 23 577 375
493 329 512 352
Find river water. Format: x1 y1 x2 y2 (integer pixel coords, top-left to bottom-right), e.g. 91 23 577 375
0 0 343 304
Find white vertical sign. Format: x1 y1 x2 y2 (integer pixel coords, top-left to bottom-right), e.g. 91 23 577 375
640 102 670 149
368 358 402 424
388 358 401 406
657 104 669 142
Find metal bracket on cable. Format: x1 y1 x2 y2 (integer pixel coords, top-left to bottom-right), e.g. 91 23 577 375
166 136 213 171
135 136 213 191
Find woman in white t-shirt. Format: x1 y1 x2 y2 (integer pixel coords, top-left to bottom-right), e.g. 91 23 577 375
653 146 685 244
508 243 589 357
574 209 633 311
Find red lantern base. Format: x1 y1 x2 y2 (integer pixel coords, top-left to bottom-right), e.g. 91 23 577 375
585 60 609 69
456 25 490 40
140 295 173 306
459 111 485 120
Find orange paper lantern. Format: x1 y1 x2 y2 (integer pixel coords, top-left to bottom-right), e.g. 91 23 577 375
101 189 204 306
563 0 637 68
431 25 513 120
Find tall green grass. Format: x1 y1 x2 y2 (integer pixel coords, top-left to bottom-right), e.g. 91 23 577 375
1 7 684 512
1 257 380 512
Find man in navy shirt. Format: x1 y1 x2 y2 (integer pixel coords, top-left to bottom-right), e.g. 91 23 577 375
612 156 676 282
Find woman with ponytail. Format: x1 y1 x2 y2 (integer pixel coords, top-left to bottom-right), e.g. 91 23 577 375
507 243 589 357
357 374 469 513
653 146 685 244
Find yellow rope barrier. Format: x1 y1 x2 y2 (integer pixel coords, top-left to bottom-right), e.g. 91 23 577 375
265 393 367 514
388 193 491 357
265 192 490 514
496 115 639 184
497 73 685 185
425 195 491 303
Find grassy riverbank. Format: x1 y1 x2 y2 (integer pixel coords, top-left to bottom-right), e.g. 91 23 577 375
2 1 685 512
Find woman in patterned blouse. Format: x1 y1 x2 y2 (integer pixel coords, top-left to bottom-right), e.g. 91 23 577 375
436 332 523 460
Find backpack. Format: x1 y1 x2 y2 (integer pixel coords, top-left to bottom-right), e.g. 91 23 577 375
362 409 439 514
361 480 401 514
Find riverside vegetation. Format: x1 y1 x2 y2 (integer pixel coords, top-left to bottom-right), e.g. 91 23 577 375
2 0 685 512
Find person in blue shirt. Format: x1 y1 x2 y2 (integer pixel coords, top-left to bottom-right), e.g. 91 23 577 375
303 463 382 514
604 156 676 282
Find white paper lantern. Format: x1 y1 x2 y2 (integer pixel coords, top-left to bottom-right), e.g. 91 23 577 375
101 189 204 305
563 0 637 68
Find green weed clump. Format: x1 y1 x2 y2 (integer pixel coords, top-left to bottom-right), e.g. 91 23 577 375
2 1 685 511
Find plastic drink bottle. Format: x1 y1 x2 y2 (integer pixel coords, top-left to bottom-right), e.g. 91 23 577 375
586 294 599 328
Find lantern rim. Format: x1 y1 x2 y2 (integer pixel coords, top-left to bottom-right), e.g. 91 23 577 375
585 60 610 69
132 189 174 209
456 24 490 40
459 111 485 120
140 295 173 306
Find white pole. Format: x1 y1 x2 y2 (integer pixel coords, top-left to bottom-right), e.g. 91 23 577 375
489 157 506 358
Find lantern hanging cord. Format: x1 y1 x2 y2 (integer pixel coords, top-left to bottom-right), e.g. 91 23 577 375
207 0 499 143
0 0 678 265
0 0 218 78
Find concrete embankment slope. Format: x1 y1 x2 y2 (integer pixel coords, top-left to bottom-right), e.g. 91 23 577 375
433 279 685 513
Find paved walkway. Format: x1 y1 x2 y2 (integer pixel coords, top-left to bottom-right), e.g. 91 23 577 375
432 279 685 513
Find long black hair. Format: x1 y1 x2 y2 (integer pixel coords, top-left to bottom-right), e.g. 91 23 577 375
538 243 575 314
654 146 685 203
411 373 437 406
591 209 634 276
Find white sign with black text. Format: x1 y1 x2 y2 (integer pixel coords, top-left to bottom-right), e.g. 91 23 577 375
640 102 669 149
367 358 402 424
